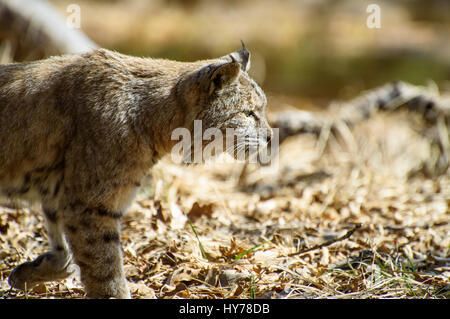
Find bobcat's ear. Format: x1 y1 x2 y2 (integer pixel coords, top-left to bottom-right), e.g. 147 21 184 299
227 41 251 72
208 62 240 95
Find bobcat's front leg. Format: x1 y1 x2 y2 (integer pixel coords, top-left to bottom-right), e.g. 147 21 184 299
63 204 130 299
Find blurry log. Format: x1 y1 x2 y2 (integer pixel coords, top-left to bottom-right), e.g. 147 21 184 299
332 81 449 125
270 81 450 143
0 0 98 60
270 81 449 175
268 110 326 143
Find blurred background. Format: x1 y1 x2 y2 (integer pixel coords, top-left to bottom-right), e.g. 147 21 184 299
1 0 450 109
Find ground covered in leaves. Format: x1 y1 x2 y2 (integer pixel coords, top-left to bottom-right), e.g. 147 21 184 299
0 101 448 298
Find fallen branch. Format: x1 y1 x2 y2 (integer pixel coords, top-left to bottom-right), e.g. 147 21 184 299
0 0 98 60
287 223 361 257
270 81 449 143
270 81 449 175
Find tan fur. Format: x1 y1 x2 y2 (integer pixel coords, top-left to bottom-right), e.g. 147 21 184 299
0 46 271 298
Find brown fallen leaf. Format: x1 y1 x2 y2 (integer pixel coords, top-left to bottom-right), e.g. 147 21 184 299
188 202 215 220
129 282 156 298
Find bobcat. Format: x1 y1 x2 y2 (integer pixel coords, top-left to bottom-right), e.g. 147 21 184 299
0 45 271 298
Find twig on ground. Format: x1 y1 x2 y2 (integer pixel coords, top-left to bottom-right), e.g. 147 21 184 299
287 223 361 257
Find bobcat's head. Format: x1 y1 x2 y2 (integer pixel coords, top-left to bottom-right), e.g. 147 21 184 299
177 44 272 162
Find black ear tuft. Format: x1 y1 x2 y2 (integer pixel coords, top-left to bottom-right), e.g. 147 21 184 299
228 41 251 72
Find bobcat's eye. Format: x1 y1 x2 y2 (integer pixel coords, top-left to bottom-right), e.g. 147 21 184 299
248 111 259 121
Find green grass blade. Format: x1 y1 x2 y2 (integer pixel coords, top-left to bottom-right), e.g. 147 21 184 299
188 219 208 260
233 239 271 262
249 274 255 299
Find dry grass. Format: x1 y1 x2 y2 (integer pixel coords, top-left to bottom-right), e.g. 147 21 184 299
1 108 448 299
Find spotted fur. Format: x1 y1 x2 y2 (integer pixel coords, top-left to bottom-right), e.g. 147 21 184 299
0 46 271 298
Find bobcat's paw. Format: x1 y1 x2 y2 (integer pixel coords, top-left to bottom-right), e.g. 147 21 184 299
9 253 73 290
8 261 40 290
